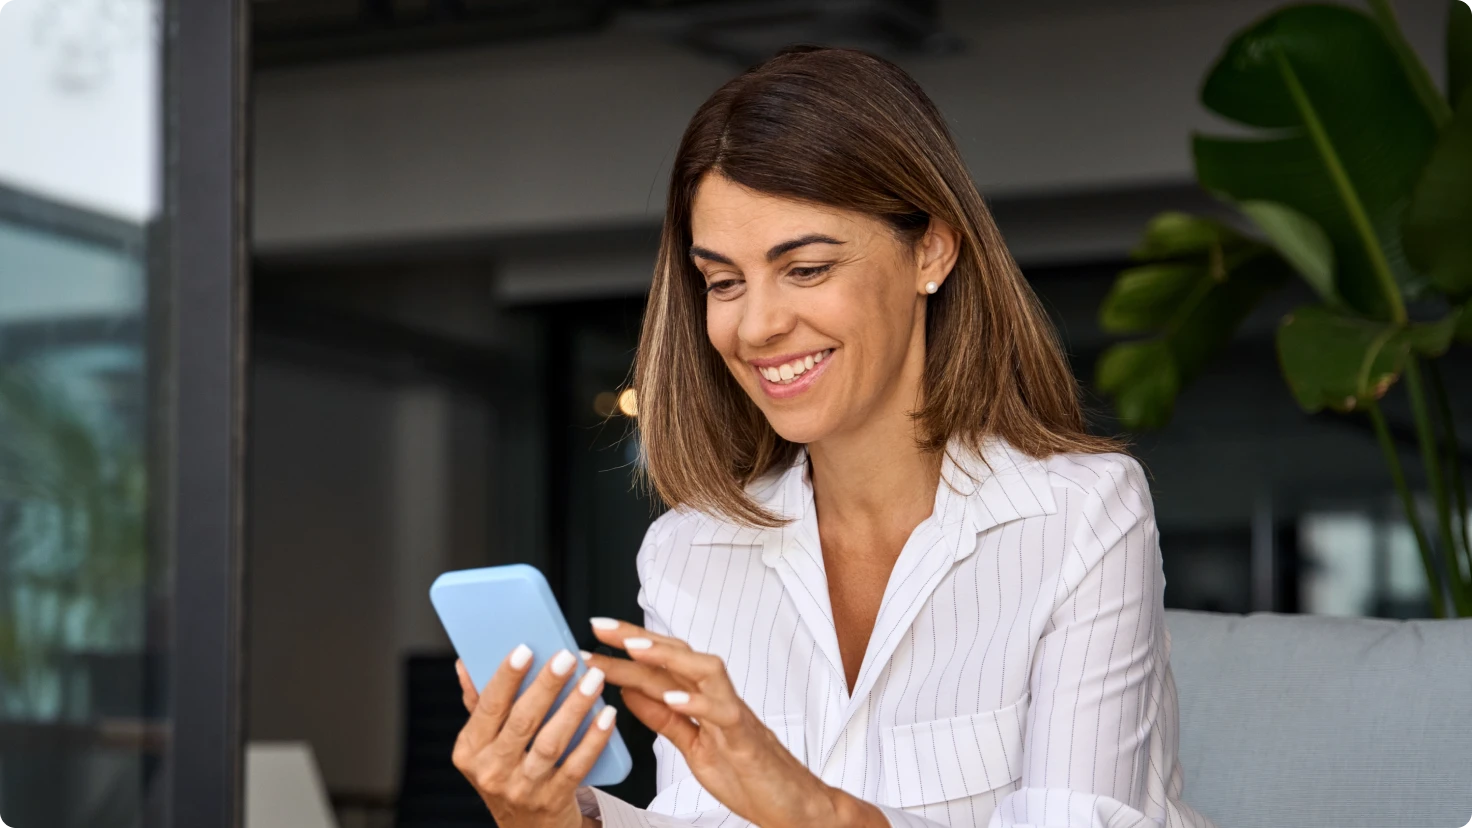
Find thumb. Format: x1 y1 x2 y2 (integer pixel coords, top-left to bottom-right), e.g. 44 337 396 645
455 660 479 712
621 687 699 754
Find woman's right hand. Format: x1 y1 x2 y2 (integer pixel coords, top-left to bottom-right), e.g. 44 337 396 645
452 647 616 828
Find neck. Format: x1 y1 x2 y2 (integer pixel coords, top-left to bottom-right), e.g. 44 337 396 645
805 300 938 558
805 396 942 555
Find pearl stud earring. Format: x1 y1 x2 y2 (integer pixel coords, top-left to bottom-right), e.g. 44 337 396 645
925 281 939 294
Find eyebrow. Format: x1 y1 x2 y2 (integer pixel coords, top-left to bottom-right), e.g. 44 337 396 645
689 233 845 266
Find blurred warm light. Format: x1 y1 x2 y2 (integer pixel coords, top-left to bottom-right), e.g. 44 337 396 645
593 391 619 417
617 388 638 418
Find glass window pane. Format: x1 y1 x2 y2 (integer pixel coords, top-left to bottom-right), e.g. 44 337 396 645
0 0 165 825
1300 513 1376 617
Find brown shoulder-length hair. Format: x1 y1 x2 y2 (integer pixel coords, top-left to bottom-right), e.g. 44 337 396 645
634 46 1121 527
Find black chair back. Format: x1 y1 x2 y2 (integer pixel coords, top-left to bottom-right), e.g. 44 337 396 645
395 653 496 828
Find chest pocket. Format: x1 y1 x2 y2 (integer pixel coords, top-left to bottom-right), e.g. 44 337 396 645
766 713 807 764
878 693 1029 808
648 714 806 818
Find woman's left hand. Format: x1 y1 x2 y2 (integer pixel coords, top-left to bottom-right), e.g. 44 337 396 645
586 619 885 828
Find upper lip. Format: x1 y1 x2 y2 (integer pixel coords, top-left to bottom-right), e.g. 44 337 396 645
746 349 831 368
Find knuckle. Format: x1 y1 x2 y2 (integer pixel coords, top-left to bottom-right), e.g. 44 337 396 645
474 768 504 795
529 739 561 763
484 737 518 764
551 771 578 793
497 710 530 736
451 733 475 769
503 776 533 803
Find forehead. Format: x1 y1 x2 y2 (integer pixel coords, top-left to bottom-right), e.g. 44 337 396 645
690 174 866 247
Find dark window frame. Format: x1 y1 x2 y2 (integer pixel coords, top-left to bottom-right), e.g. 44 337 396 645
159 0 250 825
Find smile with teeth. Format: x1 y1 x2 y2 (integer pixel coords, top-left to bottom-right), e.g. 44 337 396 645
757 349 833 384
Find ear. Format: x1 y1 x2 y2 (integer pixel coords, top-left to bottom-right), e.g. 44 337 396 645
916 219 961 292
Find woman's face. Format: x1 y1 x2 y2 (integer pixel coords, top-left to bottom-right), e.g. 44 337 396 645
691 174 957 445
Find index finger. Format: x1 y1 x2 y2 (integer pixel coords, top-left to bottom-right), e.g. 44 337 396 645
624 640 742 710
464 643 535 744
589 620 738 705
588 617 688 651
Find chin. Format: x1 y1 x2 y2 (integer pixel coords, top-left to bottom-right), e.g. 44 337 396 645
761 408 837 446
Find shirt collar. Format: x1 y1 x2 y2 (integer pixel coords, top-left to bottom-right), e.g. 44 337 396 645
688 435 1057 558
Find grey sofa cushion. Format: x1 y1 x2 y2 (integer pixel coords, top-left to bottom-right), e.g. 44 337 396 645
1164 609 1472 828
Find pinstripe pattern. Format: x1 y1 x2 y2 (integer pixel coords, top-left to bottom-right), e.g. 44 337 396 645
582 438 1217 828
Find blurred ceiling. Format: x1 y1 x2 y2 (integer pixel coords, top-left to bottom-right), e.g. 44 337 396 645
251 0 960 67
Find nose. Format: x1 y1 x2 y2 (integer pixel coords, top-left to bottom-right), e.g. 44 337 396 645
736 279 797 348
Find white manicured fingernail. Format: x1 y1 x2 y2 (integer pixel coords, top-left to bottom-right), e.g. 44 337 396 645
590 617 620 630
579 667 605 696
596 706 617 730
509 644 533 670
550 649 576 676
663 690 690 706
624 637 652 650
579 650 593 661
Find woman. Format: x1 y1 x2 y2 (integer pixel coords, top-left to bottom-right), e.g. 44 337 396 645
451 47 1218 828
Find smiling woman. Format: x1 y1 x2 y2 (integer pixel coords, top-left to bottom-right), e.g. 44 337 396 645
633 46 1118 530
450 46 1220 828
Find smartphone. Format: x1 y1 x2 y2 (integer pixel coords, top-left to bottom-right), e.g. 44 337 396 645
429 563 632 787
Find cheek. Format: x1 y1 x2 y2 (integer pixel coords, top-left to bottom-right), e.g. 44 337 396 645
829 271 913 351
704 300 740 357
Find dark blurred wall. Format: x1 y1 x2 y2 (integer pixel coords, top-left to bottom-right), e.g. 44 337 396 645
250 0 1450 255
246 269 531 794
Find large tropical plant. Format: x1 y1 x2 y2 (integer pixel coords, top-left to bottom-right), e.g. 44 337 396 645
0 366 147 718
1095 0 1472 616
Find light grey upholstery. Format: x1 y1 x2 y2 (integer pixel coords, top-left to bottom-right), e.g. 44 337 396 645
1164 609 1472 828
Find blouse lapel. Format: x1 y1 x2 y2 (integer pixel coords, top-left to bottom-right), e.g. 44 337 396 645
687 454 848 689
686 438 1059 771
825 437 1057 766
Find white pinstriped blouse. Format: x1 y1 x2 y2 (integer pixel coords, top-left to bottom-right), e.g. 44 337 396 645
579 437 1218 828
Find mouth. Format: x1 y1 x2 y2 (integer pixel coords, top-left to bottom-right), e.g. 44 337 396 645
750 348 834 399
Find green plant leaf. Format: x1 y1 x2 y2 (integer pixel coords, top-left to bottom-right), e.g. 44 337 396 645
1366 0 1452 127
1099 264 1205 334
1238 200 1338 305
1130 212 1244 261
1452 0 1472 106
1169 252 1294 380
1096 341 1180 431
1098 220 1295 430
1194 5 1439 319
1276 305 1409 413
1403 88 1472 298
1398 310 1462 357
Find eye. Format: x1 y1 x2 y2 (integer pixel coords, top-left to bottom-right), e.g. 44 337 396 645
788 264 834 281
704 278 745 298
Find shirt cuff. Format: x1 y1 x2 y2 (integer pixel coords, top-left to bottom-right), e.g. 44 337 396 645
876 803 950 827
575 786 690 828
986 788 1164 828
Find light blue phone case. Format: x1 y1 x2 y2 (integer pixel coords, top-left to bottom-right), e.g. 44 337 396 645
429 563 633 787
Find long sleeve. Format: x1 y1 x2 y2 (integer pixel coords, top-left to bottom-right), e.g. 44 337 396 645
860 461 1178 828
985 458 1183 828
576 525 747 827
576 521 926 828
575 452 1213 828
